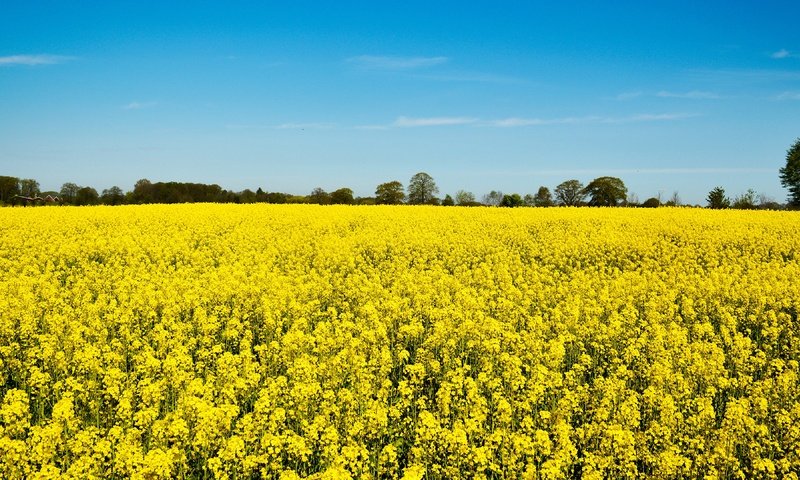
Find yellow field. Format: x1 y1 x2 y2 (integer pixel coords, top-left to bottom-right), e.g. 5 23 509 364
0 205 799 479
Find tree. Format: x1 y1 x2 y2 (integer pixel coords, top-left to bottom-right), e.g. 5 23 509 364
533 186 554 207
131 179 152 204
442 194 455 206
75 187 99 206
20 179 40 198
330 188 355 205
642 197 661 208
0 176 20 203
583 176 627 206
500 193 524 207
554 180 585 206
706 187 730 209
407 172 439 204
732 189 757 209
101 186 125 205
60 182 80 204
779 137 800 207
238 189 257 204
308 187 331 204
375 181 405 204
665 191 681 207
482 190 504 206
454 190 476 206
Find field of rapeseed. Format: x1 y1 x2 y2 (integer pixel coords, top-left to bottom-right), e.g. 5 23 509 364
0 204 799 479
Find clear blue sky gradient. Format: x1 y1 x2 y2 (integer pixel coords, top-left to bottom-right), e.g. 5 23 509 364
2 1 799 204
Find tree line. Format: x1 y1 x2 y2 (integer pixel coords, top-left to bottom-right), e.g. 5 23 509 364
0 173 787 210
2 137 799 209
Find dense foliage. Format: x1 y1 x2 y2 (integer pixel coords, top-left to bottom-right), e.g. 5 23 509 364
1 205 799 479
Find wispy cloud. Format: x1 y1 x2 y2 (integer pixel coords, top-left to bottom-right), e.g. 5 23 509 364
410 72 522 84
393 116 478 127
774 91 800 101
687 68 800 84
275 122 335 129
614 91 644 101
0 54 73 66
771 49 795 59
225 122 336 130
487 113 697 127
656 90 720 99
347 55 448 70
123 101 157 110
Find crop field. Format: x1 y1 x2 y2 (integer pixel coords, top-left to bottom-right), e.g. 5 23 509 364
0 205 799 479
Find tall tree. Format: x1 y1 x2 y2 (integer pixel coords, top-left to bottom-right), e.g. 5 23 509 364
779 137 800 207
706 187 730 209
533 186 554 207
554 179 585 206
482 190 504 206
583 176 627 206
60 182 80 204
441 194 455 206
20 179 40 198
407 172 439 204
375 181 405 204
131 179 153 204
101 186 125 205
454 190 476 206
0 176 20 203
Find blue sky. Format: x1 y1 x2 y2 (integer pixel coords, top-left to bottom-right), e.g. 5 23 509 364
1 1 799 204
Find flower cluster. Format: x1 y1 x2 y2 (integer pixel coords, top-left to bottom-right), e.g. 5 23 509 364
0 205 798 479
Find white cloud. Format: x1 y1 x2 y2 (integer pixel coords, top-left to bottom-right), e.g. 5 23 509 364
774 91 800 100
0 54 73 66
620 113 698 122
347 55 448 70
488 113 697 127
614 91 644 101
393 116 478 127
275 122 335 129
771 49 792 59
123 101 157 110
656 90 720 99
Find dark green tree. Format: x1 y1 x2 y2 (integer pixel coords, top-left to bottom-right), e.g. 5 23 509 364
779 137 800 207
583 176 627 206
131 179 152 204
500 193 524 207
308 187 331 204
0 176 21 203
60 182 80 204
75 187 99 206
407 172 439 204
533 186 554 207
442 194 455 206
554 180 585 206
20 179 40 198
706 187 730 209
330 187 355 204
642 197 661 208
375 181 405 204
101 186 125 205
